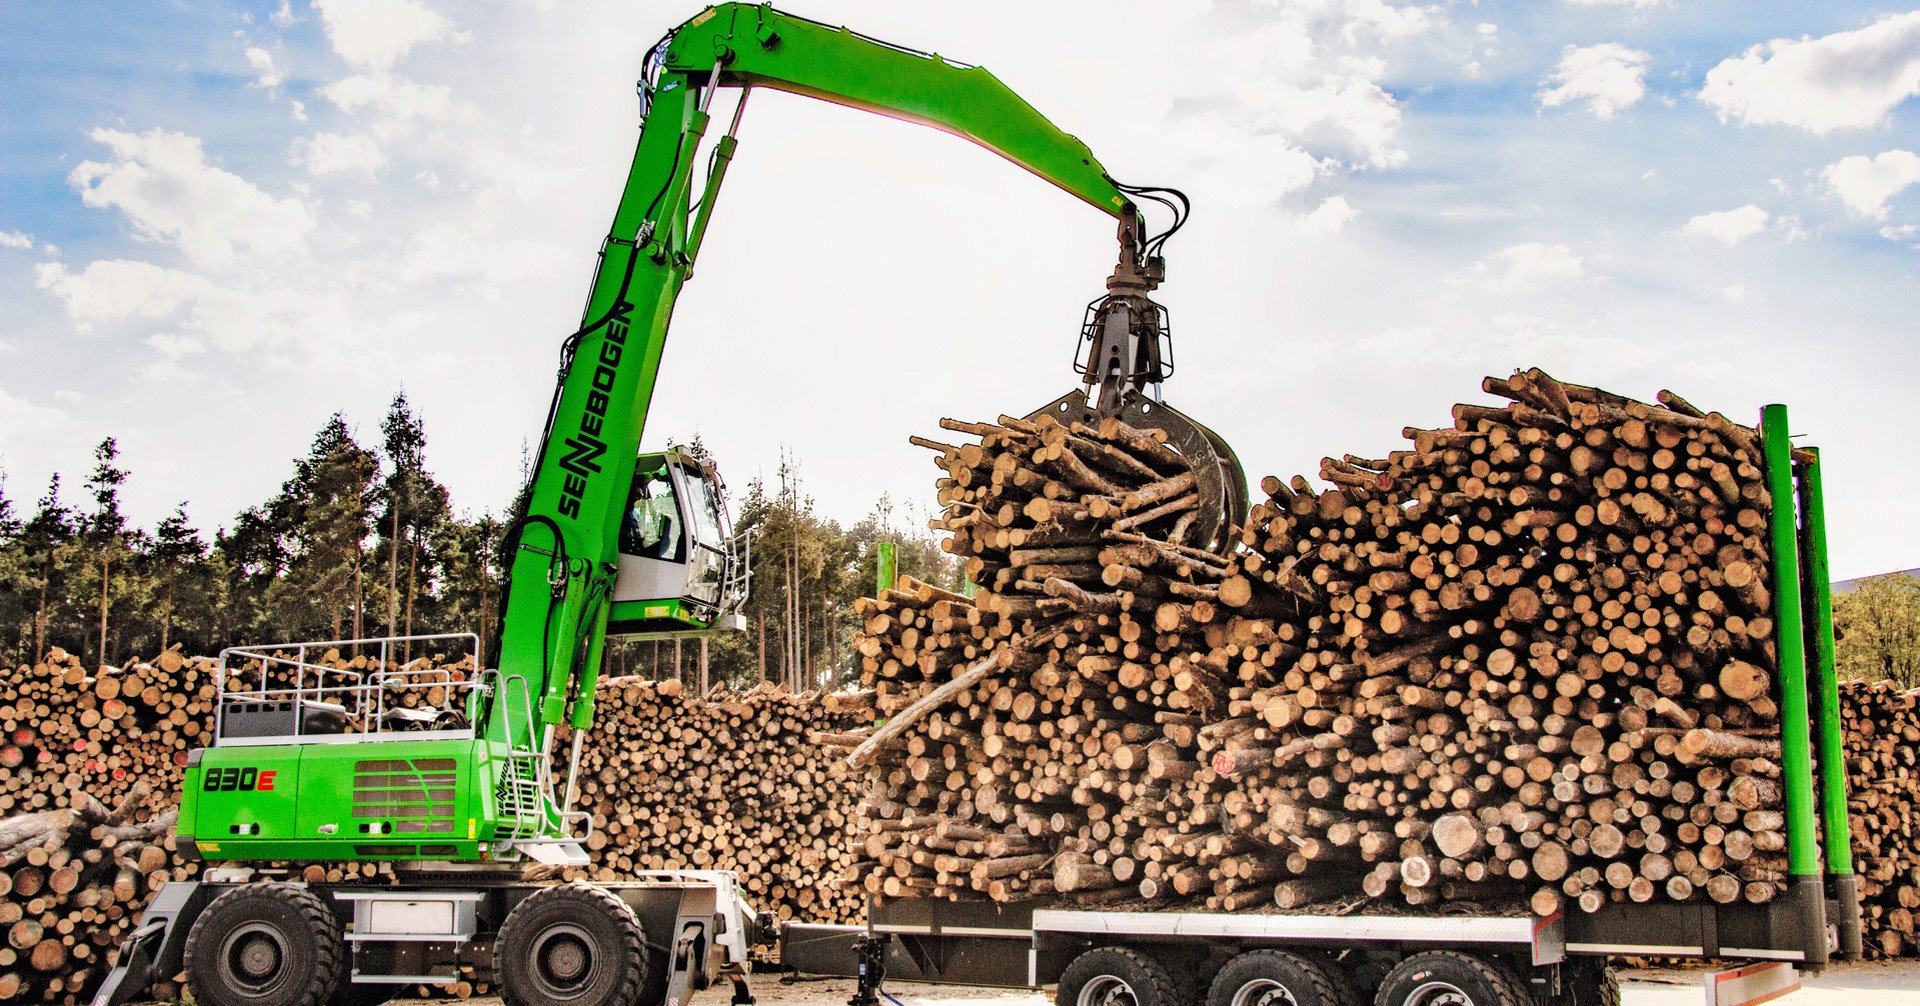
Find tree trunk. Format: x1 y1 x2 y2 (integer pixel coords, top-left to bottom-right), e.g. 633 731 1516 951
404 540 418 656
97 555 109 668
389 502 401 637
351 542 364 644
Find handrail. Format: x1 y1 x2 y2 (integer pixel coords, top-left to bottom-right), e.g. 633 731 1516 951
214 632 483 745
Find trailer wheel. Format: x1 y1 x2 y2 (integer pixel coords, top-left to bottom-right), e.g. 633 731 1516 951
1207 950 1345 1006
495 883 649 1006
1059 947 1188 1006
1372 951 1526 1006
183 883 345 1006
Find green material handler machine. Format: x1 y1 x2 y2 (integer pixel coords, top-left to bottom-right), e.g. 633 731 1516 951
90 6 1245 1006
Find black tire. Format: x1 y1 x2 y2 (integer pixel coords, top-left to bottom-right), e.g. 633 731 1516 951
1373 951 1527 1006
1559 959 1619 1006
183 882 346 1006
1207 950 1345 1006
494 883 649 1006
1324 959 1369 1006
1059 947 1190 1006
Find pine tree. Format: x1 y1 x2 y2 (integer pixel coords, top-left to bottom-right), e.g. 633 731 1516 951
74 438 140 665
147 503 209 654
261 415 381 641
19 476 77 658
377 391 452 649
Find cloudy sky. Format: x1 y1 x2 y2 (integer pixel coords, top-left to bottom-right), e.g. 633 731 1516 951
1 0 1917 580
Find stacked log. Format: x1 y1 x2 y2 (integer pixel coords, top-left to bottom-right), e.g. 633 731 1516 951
1 647 215 816
856 371 1804 919
1184 369 1791 916
849 413 1241 901
1839 679 1920 956
568 677 866 924
0 787 188 1004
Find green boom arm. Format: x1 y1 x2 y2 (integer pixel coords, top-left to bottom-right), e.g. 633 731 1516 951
490 3 1134 753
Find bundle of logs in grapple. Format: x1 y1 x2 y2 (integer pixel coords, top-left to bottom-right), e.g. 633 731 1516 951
566 677 867 924
849 369 1799 920
1839 679 1920 957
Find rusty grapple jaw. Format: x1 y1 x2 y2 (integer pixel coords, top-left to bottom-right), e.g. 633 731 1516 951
1029 201 1249 557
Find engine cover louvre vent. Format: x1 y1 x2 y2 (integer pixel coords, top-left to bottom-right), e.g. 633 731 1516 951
352 758 458 834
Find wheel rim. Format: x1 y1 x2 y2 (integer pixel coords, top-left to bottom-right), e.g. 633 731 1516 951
1406 980 1477 1006
1077 975 1139 1006
220 921 291 996
1232 978 1302 1006
529 922 600 1001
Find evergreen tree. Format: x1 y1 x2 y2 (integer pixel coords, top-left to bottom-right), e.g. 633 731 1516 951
0 473 24 658
260 415 381 641
377 391 452 645
18 476 78 659
147 503 211 654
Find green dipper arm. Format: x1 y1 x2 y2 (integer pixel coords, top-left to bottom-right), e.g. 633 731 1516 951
490 3 1136 752
666 4 1133 216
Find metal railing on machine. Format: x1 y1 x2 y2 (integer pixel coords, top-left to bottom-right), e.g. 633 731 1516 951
214 632 485 746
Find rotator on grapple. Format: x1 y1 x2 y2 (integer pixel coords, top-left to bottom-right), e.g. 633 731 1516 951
1031 190 1247 556
88 6 1245 1006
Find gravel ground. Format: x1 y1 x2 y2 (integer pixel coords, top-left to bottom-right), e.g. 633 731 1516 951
371 958 1920 1006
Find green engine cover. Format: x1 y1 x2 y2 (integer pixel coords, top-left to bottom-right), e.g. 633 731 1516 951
183 738 514 862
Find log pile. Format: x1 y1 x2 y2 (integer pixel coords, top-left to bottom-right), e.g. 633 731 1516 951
1839 679 1920 957
847 413 1243 901
567 676 866 924
853 371 1804 919
0 787 187 1003
1195 369 1791 917
2 647 214 816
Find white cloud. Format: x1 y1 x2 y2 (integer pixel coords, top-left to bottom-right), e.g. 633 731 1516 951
393 222 567 289
0 388 69 444
0 230 33 249
291 100 308 122
1699 12 1920 134
271 1 296 27
51 390 84 405
1723 285 1747 303
1479 242 1584 291
1297 195 1357 235
314 0 454 71
144 333 206 359
35 260 217 326
1822 150 1920 220
1170 115 1326 205
245 47 282 89
1684 204 1771 244
1565 0 1667 8
1881 223 1920 242
297 131 387 175
35 259 335 355
68 128 315 268
1538 43 1651 120
322 73 464 126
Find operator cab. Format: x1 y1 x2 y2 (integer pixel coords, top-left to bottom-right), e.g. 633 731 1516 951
610 447 750 636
